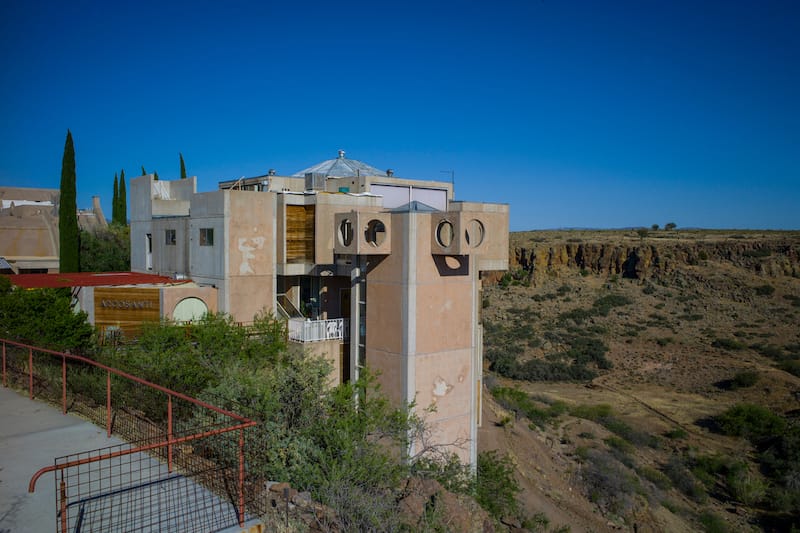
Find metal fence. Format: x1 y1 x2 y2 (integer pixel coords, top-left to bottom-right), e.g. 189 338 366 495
1 338 259 532
287 317 349 343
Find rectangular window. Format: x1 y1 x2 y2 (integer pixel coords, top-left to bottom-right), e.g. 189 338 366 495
199 228 214 246
165 229 176 245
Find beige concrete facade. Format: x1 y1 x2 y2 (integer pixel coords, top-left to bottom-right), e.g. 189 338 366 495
130 153 509 466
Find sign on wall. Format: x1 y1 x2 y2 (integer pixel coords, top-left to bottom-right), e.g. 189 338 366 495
94 287 160 338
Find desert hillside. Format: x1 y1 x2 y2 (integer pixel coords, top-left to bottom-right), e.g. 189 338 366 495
479 229 800 532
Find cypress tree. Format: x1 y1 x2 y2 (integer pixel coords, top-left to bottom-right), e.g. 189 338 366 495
112 173 119 224
154 171 159 181
119 170 127 226
141 165 146 176
180 152 187 179
59 130 79 272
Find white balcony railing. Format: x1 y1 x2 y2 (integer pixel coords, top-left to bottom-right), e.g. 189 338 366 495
288 318 349 343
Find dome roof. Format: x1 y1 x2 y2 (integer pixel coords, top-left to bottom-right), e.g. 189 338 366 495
292 150 387 178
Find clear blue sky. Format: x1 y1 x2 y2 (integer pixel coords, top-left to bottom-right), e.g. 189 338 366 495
1 0 798 230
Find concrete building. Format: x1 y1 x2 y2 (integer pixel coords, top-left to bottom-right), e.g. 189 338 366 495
0 187 107 274
130 152 508 465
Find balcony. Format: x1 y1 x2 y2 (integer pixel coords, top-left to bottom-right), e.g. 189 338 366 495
288 317 349 343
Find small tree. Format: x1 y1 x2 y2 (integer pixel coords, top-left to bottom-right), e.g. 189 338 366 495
651 223 659 231
665 222 677 231
180 152 187 179
636 228 649 240
118 170 126 225
141 165 147 176
111 173 119 224
59 130 80 272
154 171 159 181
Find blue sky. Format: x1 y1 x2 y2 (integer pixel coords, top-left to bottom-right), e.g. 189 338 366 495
1 0 798 230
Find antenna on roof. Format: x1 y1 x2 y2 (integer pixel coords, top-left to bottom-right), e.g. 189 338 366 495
440 170 455 185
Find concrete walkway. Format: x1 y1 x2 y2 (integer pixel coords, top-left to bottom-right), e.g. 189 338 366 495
0 386 125 532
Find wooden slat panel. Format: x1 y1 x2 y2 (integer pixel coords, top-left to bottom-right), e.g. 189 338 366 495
94 287 160 338
286 205 314 263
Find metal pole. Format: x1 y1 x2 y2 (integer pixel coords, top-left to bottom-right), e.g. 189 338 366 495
106 371 111 437
167 395 173 472
60 478 67 533
62 355 66 414
28 347 33 399
238 428 245 527
2 341 6 387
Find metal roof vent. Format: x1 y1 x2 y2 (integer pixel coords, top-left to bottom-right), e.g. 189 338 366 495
338 149 345 159
268 169 276 176
386 169 394 177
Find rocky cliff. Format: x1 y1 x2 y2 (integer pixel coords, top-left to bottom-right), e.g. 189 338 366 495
506 231 800 283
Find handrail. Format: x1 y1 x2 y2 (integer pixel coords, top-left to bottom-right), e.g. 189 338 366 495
0 337 250 423
0 337 257 529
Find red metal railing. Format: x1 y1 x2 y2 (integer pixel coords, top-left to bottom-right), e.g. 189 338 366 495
1 337 258 530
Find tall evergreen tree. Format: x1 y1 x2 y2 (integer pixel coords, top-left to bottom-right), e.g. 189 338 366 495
141 165 146 176
154 171 159 181
59 130 79 272
119 169 127 225
180 152 187 179
112 173 119 224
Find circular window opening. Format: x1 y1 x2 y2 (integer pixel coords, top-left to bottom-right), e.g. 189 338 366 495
364 219 386 247
436 220 455 248
465 219 484 248
338 219 354 247
173 297 209 323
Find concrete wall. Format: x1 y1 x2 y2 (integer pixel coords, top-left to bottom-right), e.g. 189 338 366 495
224 191 276 322
366 210 479 464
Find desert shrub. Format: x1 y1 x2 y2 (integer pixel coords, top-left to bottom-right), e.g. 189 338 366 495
491 387 566 428
664 456 707 503
637 466 672 490
754 284 775 296
698 250 709 260
581 448 637 516
727 468 767 506
730 370 759 389
656 337 674 347
570 403 613 421
743 248 772 258
712 338 745 351
753 343 784 359
558 307 594 324
593 294 632 314
783 294 800 307
678 313 704 321
664 428 688 440
778 360 800 377
698 511 728 533
642 284 656 295
716 404 786 441
477 450 520 519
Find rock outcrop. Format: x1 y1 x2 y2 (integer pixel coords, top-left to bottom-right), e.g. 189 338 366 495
505 232 800 284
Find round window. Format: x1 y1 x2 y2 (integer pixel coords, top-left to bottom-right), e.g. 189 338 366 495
465 219 484 248
365 219 386 247
338 219 354 247
436 220 455 248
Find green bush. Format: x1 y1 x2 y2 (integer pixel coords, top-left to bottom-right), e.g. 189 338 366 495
664 428 688 440
664 456 707 503
716 403 787 441
754 284 775 296
730 370 759 389
698 511 727 533
477 450 520 519
712 338 745 351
